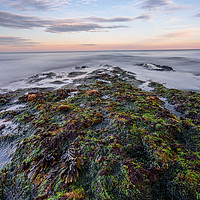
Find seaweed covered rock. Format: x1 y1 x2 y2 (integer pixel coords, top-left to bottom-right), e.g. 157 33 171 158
0 67 199 200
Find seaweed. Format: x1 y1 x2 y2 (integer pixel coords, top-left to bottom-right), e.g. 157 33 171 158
0 67 199 200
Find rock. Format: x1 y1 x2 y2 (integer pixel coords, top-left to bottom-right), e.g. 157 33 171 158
75 66 90 69
137 63 173 71
50 81 64 85
68 72 87 78
58 105 71 111
0 124 6 131
27 94 37 101
27 72 57 83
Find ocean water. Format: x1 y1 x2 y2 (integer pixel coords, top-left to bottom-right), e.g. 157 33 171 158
0 50 200 92
0 49 200 169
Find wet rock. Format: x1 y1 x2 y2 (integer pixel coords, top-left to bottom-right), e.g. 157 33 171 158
137 63 173 71
75 66 90 69
68 71 87 78
0 124 5 131
100 64 113 68
50 80 65 85
27 72 57 83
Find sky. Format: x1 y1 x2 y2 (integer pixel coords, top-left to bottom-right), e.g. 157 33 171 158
0 0 200 52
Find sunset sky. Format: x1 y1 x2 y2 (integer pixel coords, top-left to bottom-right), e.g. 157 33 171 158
0 0 200 52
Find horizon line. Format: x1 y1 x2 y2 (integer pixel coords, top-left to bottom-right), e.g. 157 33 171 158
0 48 200 54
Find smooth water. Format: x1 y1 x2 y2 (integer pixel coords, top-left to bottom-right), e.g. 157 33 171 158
0 49 200 170
0 50 200 91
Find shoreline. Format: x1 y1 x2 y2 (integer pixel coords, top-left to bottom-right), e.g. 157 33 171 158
0 66 199 199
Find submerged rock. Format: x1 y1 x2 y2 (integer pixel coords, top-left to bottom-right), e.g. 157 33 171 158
68 71 87 78
27 72 57 83
75 66 90 69
50 80 65 85
137 63 173 71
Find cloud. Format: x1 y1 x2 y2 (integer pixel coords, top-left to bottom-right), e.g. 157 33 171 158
46 24 125 33
78 0 96 5
5 0 71 11
0 11 51 29
5 0 97 11
134 14 152 20
85 17 133 23
162 31 195 38
81 44 96 46
139 0 171 9
194 13 200 17
136 0 185 11
0 10 131 33
0 36 38 46
156 29 197 39
85 15 152 23
7 0 53 11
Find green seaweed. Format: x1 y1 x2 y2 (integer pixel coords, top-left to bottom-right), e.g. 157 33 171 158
0 67 199 200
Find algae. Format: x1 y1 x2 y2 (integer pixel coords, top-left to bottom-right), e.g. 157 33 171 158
0 67 199 200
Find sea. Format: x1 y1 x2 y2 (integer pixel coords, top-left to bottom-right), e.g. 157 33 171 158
0 49 200 92
0 49 200 170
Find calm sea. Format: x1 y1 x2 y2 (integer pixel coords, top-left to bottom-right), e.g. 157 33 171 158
0 50 200 91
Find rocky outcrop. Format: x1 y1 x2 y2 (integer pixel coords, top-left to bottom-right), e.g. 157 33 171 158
68 71 87 78
137 63 173 71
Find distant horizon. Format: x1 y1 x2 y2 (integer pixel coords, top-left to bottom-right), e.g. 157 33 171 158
0 48 200 54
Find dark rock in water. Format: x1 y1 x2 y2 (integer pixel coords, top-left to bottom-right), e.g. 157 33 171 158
100 64 113 68
0 124 6 131
68 71 87 78
50 80 64 85
27 72 57 83
75 66 90 69
137 63 173 71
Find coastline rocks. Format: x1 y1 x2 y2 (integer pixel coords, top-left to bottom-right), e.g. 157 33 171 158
68 71 87 78
27 72 57 84
137 63 173 71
